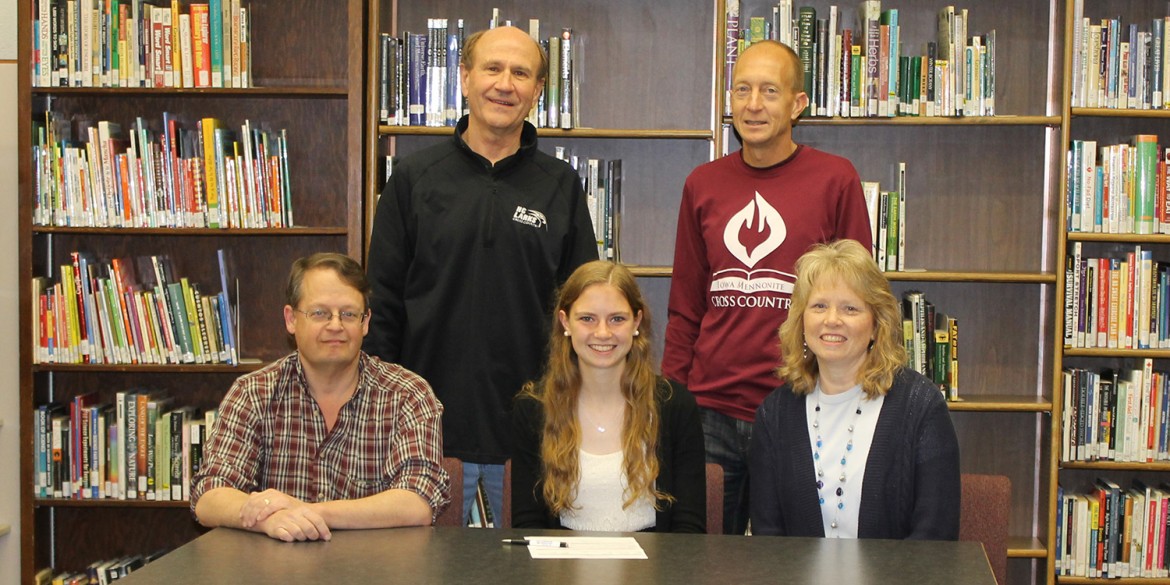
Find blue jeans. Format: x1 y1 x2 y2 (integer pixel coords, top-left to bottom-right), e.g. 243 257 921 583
701 407 753 535
462 462 505 527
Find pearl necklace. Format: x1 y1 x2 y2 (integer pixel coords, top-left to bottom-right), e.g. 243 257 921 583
812 389 864 536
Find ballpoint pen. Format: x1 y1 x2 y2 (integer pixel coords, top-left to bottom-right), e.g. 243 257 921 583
501 538 569 548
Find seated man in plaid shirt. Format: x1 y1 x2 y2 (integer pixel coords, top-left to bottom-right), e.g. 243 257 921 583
191 253 449 542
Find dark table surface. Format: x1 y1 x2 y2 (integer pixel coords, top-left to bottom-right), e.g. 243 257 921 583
117 525 997 584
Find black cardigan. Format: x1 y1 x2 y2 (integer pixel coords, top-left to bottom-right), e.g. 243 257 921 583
749 368 961 540
511 379 707 533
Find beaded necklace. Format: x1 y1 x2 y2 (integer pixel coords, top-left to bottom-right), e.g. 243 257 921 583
812 388 865 536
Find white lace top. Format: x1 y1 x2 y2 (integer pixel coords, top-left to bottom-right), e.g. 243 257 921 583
558 450 656 532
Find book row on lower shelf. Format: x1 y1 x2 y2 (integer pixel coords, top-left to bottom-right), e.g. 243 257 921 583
861 162 906 273
379 13 580 129
1066 135 1169 235
1062 360 1170 463
1064 243 1170 351
33 112 294 229
35 549 169 585
901 290 958 401
31 0 252 89
1057 478 1170 579
552 147 621 262
33 391 217 502
725 2 995 119
1070 7 1170 111
33 251 240 365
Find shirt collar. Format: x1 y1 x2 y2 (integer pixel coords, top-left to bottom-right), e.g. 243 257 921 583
274 351 369 407
453 114 539 172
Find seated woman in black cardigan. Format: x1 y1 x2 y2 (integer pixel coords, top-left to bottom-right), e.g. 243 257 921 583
750 239 960 539
512 260 706 533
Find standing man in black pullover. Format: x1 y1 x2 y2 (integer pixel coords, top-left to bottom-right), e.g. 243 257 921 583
364 25 597 526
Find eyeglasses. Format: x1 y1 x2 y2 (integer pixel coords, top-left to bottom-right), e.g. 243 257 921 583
295 308 368 325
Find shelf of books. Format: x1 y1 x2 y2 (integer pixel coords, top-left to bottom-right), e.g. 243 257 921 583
18 0 366 582
795 115 1063 126
1054 0 1170 581
721 1 1062 582
366 0 718 271
380 126 714 140
38 86 351 96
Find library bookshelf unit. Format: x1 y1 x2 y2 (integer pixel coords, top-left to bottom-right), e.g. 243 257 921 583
1054 0 1170 584
16 0 366 582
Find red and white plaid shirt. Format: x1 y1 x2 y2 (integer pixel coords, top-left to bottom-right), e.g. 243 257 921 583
191 352 450 521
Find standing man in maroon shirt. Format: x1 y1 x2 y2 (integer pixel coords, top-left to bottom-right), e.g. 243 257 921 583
664 41 872 535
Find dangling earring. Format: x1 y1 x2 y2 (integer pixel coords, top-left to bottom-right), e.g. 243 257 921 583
867 339 875 351
802 341 809 360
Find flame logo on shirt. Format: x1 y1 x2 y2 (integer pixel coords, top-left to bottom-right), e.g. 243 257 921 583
723 192 786 268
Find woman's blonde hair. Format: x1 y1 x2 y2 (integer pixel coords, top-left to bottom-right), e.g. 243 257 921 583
520 260 671 513
776 239 906 398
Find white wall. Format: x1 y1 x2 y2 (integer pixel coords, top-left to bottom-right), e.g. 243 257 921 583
1 0 22 582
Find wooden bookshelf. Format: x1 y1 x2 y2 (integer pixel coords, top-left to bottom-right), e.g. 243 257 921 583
1053 0 1170 584
16 0 366 582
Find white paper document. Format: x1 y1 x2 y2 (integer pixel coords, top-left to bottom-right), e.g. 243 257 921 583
524 536 648 559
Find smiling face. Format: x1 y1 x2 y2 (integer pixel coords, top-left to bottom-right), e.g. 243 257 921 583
729 42 809 167
558 283 643 374
460 26 544 140
283 267 369 370
802 276 875 384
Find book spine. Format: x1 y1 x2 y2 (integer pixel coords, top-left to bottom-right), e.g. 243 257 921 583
222 0 235 87
178 13 193 89
136 393 148 496
379 33 390 124
408 32 427 126
165 281 194 362
238 4 249 87
885 189 899 271
425 18 440 127
51 414 68 497
156 403 170 500
229 0 241 87
191 285 213 362
547 35 560 128
145 399 157 499
724 0 739 116
122 392 137 498
797 7 815 117
170 409 185 500
38 0 52 86
160 4 173 87
180 278 205 363
560 28 572 129
208 0 223 86
189 420 203 491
